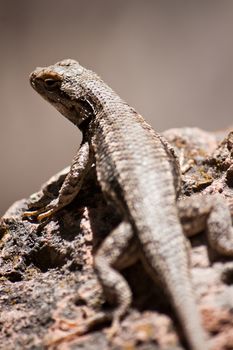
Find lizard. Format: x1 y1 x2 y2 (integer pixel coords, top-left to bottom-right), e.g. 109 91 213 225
22 59 233 350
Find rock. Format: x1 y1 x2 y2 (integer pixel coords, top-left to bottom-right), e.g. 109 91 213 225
0 127 233 350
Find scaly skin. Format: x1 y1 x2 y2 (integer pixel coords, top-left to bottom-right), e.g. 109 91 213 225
24 59 208 350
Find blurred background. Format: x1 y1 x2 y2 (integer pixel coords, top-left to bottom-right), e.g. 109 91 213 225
1 0 233 215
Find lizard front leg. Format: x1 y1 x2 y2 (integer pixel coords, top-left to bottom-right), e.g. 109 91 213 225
26 166 70 212
178 193 233 256
23 141 93 221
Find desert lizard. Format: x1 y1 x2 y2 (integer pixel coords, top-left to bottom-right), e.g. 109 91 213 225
23 59 233 350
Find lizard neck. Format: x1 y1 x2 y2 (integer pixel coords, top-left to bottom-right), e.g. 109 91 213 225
84 79 128 115
76 79 125 131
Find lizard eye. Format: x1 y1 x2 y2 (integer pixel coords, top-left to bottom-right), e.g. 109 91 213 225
44 78 61 90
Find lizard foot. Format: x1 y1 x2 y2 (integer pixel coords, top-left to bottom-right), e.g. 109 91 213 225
22 199 59 221
45 312 112 347
105 316 121 340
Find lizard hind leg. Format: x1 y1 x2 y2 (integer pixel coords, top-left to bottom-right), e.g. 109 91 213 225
44 222 136 347
178 193 233 256
94 221 136 338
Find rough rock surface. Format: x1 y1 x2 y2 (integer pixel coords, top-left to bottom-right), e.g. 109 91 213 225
1 127 233 350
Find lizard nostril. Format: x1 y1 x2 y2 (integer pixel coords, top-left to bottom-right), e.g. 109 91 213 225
29 67 44 83
29 71 37 84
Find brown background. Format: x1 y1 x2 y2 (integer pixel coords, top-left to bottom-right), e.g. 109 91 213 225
1 0 233 215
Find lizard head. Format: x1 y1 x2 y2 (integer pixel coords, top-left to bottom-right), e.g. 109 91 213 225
30 59 98 128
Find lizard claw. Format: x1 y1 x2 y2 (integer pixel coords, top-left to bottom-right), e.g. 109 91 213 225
22 199 59 221
22 208 47 219
37 208 57 221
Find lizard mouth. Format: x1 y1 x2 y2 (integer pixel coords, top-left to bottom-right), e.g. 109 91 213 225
28 72 37 88
29 72 80 126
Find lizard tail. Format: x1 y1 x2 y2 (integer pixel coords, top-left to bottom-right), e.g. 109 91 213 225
164 267 208 350
141 227 208 350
